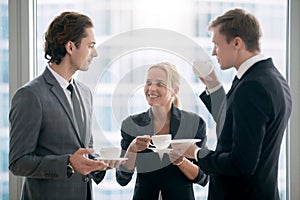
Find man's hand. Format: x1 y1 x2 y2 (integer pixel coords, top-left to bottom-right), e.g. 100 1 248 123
193 60 221 89
169 150 185 165
171 143 199 159
69 148 109 175
193 60 214 78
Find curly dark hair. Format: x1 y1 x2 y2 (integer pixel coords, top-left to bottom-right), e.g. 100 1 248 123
44 11 94 64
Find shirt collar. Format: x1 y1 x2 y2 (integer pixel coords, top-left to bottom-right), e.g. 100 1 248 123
237 54 268 79
47 65 73 90
147 104 180 121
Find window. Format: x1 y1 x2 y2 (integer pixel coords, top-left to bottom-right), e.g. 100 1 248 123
35 1 288 199
0 0 8 199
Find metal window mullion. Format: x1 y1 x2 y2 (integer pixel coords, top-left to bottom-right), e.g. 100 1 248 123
9 0 35 199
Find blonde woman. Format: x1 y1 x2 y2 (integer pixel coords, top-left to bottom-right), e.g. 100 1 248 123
116 62 208 200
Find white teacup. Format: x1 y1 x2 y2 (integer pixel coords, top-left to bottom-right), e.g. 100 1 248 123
151 134 171 149
193 60 214 78
99 147 121 158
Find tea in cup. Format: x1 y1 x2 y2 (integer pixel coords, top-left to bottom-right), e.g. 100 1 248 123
151 134 171 149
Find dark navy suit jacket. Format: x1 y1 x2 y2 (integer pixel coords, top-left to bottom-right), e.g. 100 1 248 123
198 58 292 200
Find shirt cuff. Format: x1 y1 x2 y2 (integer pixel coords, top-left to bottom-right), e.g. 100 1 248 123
206 83 222 94
194 148 201 162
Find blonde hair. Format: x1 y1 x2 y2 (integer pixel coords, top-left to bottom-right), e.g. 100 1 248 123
147 62 181 108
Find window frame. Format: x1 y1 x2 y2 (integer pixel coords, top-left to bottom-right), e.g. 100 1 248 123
8 0 36 199
287 0 300 199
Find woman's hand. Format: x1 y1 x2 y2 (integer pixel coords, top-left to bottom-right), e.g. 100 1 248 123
128 135 151 153
169 150 185 166
122 135 151 170
104 160 126 169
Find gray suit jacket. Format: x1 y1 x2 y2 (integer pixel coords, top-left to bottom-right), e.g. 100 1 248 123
9 67 105 200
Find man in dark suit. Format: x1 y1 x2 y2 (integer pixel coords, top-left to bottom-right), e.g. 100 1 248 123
9 12 120 200
176 8 292 200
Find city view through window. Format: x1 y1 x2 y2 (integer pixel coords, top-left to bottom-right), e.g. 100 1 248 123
1 0 287 199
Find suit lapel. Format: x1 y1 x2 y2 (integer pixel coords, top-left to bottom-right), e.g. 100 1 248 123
170 105 181 139
74 82 88 145
42 68 85 147
226 59 272 98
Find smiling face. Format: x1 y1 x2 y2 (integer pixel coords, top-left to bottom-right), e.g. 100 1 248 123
144 67 175 110
70 27 98 71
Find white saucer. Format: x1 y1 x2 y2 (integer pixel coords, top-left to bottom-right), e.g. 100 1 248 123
95 157 128 161
148 147 172 154
170 139 201 144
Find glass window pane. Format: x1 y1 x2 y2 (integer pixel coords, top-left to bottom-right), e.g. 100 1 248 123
0 0 9 199
35 1 287 199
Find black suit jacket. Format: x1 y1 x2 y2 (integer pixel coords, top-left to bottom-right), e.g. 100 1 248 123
198 58 292 200
116 105 208 200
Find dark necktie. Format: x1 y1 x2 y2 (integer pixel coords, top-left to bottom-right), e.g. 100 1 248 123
227 75 239 96
67 83 84 140
231 75 239 89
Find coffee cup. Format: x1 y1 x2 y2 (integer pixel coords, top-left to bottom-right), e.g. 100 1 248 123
193 60 214 78
99 147 121 158
151 134 171 149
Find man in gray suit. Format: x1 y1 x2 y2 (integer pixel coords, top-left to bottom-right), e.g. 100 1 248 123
9 11 119 200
